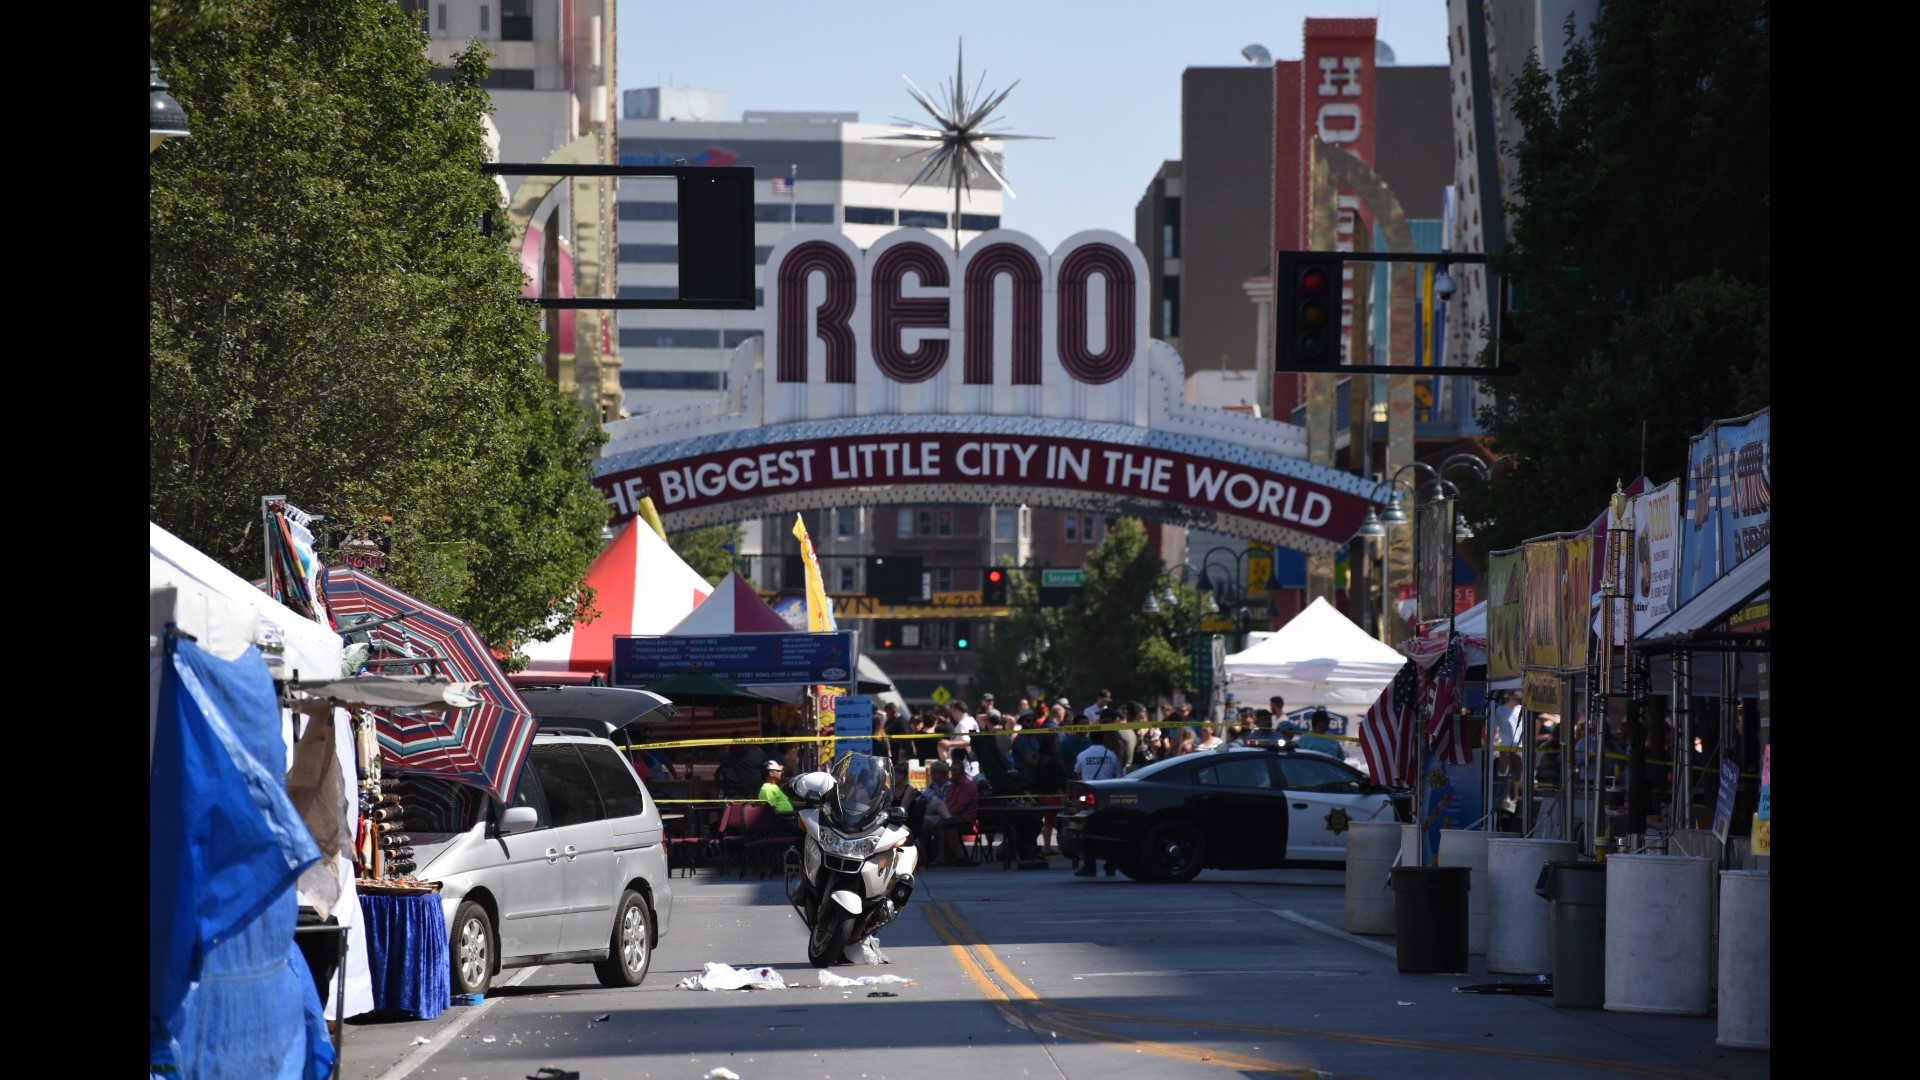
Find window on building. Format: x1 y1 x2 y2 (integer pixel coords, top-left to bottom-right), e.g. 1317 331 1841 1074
845 206 895 226
836 564 856 592
836 507 857 538
901 624 922 648
1164 196 1182 257
897 509 914 538
723 329 761 348
934 567 953 593
479 5 491 33
618 328 721 349
620 202 679 221
619 244 679 263
994 508 1017 542
501 0 531 40
755 203 834 223
617 285 680 301
1163 275 1181 338
618 370 726 391
959 213 1000 231
937 509 953 536
926 622 950 649
899 209 948 229
1064 516 1079 543
436 3 447 31
917 510 934 536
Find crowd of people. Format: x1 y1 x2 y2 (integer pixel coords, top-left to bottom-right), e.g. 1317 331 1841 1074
862 689 1350 871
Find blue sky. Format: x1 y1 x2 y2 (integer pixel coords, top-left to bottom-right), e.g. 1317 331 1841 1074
617 1 1452 250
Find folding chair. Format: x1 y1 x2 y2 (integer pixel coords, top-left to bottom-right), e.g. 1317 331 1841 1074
741 803 802 879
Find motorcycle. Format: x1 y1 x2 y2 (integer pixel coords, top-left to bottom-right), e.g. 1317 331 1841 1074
783 752 919 967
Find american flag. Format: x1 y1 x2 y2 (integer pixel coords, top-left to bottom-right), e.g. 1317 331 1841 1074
1360 659 1420 787
1423 640 1474 765
771 176 794 196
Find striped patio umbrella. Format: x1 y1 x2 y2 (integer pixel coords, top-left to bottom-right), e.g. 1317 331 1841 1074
323 565 536 803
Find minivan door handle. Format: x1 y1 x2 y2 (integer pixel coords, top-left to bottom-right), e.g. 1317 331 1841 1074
545 846 562 863
563 844 580 860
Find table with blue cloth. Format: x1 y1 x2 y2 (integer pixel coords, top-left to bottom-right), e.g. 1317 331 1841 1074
358 891 452 1020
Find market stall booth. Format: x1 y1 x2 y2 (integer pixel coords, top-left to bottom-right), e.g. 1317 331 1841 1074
151 522 360 1079
317 563 541 1023
1222 596 1406 768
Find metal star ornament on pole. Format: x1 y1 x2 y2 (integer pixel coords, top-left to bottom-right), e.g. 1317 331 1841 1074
876 40 1050 250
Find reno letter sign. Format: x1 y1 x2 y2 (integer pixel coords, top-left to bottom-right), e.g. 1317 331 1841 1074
762 229 1150 428
591 226 1388 556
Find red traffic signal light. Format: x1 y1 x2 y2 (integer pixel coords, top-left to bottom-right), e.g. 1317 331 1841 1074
982 566 1009 606
1276 253 1343 371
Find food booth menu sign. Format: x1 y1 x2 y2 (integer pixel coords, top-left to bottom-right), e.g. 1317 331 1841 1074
611 631 857 687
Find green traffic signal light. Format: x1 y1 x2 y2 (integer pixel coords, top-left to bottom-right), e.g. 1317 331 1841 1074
956 637 970 650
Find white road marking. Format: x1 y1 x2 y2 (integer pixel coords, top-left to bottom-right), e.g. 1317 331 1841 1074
379 966 538 1080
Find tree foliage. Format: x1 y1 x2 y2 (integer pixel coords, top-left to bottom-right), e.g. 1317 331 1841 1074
668 524 745 585
150 0 609 650
978 519 1206 706
1469 0 1769 551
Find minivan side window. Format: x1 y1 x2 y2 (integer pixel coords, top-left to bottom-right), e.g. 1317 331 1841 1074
533 743 603 827
578 743 648 820
503 756 552 827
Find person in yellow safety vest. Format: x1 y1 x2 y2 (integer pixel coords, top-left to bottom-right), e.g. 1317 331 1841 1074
759 760 794 812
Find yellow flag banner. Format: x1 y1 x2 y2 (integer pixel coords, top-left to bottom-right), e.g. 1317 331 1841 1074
791 514 836 633
793 515 845 767
636 495 668 542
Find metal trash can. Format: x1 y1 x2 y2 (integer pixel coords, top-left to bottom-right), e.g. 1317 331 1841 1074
1536 859 1606 1008
1390 865 1470 973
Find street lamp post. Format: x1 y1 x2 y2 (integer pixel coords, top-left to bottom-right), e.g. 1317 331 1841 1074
151 59 190 152
1191 545 1282 653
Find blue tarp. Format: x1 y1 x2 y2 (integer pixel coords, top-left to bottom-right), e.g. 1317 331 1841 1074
151 633 327 1078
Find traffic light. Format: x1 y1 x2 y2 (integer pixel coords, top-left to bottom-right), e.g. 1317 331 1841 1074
1275 252 1343 371
981 567 1008 606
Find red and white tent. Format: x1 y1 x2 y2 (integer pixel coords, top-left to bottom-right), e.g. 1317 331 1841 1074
518 524 713 675
662 572 794 636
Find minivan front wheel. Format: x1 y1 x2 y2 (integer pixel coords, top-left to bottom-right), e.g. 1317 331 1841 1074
451 900 494 996
593 889 654 988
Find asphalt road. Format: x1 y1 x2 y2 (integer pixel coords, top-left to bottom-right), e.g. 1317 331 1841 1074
341 859 1768 1080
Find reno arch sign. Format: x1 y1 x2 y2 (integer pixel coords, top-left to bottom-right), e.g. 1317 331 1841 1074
593 228 1385 556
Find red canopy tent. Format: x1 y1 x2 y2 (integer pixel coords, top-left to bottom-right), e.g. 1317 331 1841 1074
518 523 714 676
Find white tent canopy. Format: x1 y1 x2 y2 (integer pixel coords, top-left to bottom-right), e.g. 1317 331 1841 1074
151 520 346 684
1222 596 1407 709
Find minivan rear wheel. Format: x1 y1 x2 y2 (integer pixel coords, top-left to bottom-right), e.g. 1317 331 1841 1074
593 889 654 987
451 900 494 996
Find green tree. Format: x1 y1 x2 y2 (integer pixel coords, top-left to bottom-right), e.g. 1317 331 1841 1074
976 519 1206 706
150 0 608 650
669 523 746 585
1470 0 1769 551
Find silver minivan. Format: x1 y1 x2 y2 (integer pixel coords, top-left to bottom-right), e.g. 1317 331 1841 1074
392 732 674 995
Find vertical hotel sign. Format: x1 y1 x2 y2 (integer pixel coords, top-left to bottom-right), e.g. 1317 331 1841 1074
1302 18 1378 362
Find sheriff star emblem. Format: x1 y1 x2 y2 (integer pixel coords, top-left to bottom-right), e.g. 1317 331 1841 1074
1324 807 1352 835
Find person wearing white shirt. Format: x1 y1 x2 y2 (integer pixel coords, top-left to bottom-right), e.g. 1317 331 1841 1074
949 702 981 778
1491 691 1524 828
1072 733 1124 876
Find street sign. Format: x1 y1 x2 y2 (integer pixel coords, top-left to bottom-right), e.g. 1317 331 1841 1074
930 685 952 706
1040 568 1084 588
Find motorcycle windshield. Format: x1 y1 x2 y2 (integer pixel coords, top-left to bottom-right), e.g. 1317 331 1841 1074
830 752 893 832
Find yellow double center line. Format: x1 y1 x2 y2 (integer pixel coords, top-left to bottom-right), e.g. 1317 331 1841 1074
919 900 1726 1080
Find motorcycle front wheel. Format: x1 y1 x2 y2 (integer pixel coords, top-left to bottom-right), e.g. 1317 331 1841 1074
807 905 856 967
